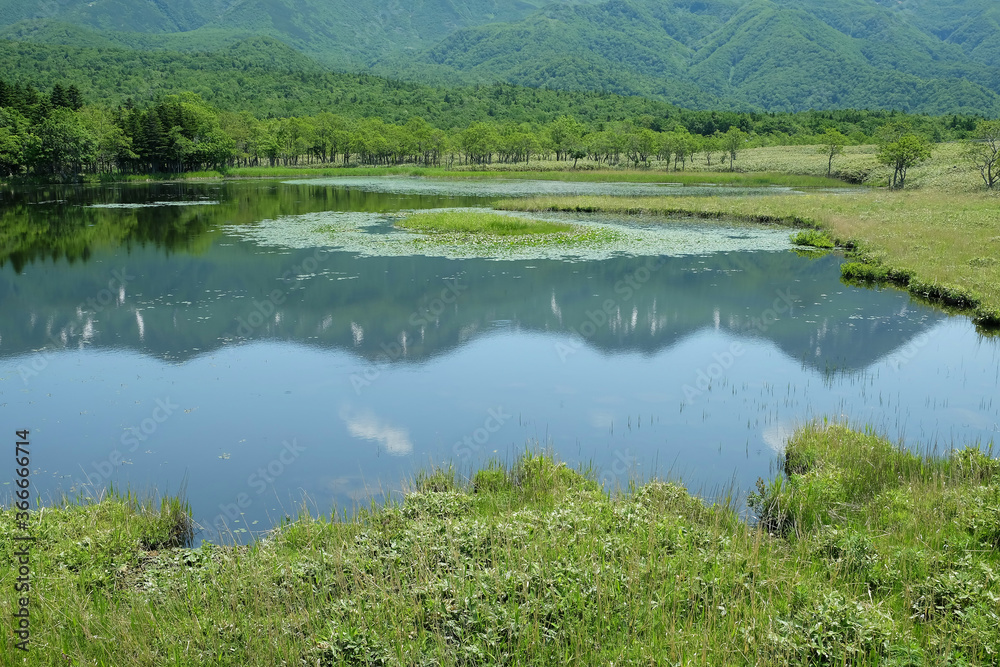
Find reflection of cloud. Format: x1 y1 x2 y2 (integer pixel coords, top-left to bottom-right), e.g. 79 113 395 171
762 423 795 453
340 407 413 456
949 407 995 431
589 410 616 429
324 475 381 502
634 392 670 404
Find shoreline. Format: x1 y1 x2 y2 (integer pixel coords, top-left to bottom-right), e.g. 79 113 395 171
496 192 1000 331
2 423 998 664
0 163 851 189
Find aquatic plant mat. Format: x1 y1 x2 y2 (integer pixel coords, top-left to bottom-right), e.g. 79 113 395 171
3 424 999 665
224 208 793 261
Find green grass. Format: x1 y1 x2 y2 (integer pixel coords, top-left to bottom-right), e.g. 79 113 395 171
397 210 574 236
391 210 624 257
95 163 846 187
790 229 836 249
2 428 999 665
372 167 843 188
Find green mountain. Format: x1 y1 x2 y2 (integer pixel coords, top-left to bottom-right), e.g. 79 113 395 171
2 0 1000 114
874 0 1000 67
0 0 596 68
375 0 731 109
391 0 1000 112
0 0 231 33
0 37 691 124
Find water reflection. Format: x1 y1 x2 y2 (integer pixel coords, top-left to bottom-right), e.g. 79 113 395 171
0 180 488 272
0 245 947 374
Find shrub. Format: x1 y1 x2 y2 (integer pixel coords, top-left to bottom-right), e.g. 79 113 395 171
790 229 835 249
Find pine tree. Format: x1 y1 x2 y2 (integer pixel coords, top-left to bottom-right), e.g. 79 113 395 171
66 85 84 111
139 110 166 171
50 83 68 109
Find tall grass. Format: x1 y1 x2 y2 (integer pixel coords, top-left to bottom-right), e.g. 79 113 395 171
3 428 999 665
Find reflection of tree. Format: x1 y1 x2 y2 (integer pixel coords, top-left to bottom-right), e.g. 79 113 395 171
0 190 219 272
0 180 488 272
1 235 943 375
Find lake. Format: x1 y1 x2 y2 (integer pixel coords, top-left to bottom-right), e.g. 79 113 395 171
1 177 997 542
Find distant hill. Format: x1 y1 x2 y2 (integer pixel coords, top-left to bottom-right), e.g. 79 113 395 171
0 37 691 125
1 0 1000 114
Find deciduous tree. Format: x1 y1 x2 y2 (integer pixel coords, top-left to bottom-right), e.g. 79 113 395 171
722 127 748 171
877 124 930 189
819 128 847 177
965 120 1000 189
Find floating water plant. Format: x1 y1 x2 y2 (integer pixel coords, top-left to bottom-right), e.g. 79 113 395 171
225 207 794 261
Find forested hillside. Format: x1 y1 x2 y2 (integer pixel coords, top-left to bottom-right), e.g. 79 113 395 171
2 0 1000 114
0 37 701 123
874 0 1000 68
387 0 1000 113
0 0 592 68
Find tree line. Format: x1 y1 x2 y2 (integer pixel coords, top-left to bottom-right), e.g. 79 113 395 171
0 80 989 179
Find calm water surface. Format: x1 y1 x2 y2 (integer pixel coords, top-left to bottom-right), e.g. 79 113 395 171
1 178 997 541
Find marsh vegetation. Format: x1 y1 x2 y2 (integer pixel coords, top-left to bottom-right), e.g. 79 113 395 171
396 210 574 236
3 425 999 665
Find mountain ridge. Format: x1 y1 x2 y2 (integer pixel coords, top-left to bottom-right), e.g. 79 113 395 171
2 0 1000 114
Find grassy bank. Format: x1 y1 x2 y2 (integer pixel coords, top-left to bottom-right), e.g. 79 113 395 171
244 165 844 188
50 142 890 187
66 164 845 188
3 426 999 665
